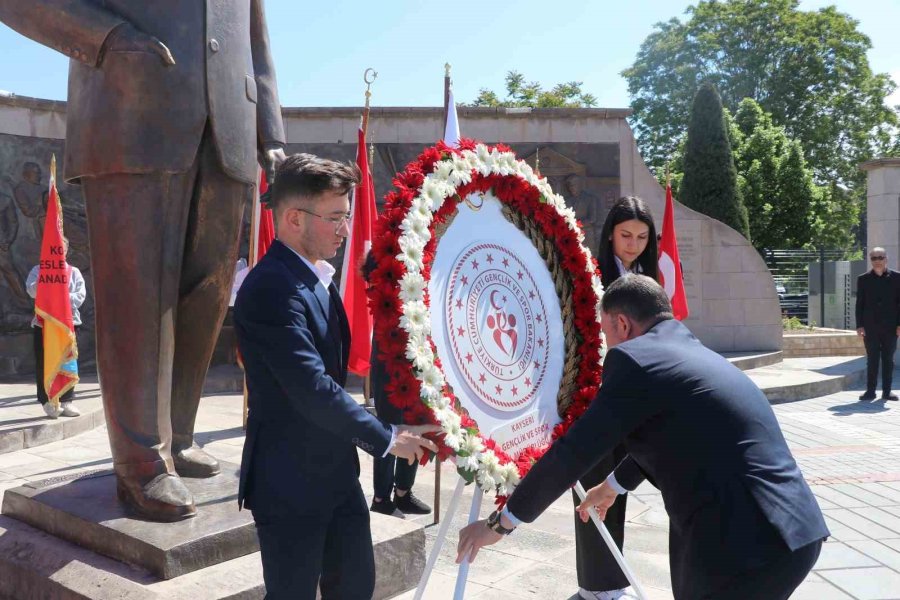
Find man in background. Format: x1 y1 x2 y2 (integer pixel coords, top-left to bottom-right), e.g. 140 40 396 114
856 246 900 401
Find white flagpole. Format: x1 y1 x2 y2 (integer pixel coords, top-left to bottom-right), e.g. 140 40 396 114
574 482 648 599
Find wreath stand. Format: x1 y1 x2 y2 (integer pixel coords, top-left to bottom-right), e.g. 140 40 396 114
412 476 648 600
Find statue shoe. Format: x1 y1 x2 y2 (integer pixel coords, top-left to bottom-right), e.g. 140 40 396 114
116 473 196 522
173 444 221 478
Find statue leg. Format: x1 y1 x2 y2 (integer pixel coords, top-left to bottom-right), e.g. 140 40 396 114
82 167 199 522
170 135 251 477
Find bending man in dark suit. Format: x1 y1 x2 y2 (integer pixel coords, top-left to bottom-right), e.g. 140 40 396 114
458 275 828 599
0 0 287 520
234 154 438 600
855 246 900 401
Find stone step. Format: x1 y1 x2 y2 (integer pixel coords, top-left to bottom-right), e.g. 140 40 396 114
0 367 246 457
723 350 783 371
0 464 424 599
0 377 103 456
743 356 867 404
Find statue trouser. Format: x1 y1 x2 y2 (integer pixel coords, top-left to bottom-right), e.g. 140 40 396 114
82 127 251 521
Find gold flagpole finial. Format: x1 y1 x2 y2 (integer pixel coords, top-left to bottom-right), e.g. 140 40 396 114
534 147 541 175
362 68 377 137
50 154 57 183
445 63 452 78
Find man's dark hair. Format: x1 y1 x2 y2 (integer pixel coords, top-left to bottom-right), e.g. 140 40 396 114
601 274 673 325
269 153 361 219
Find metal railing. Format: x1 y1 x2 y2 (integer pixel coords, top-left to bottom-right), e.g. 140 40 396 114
761 248 863 325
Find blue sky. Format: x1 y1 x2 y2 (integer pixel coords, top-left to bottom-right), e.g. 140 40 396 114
1 1 897 109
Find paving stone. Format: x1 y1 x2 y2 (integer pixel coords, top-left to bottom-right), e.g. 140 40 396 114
824 509 900 540
790 578 856 600
814 540 880 569
818 567 900 600
845 539 900 571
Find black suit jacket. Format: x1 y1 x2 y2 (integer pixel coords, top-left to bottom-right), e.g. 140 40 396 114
234 241 393 517
505 319 828 598
856 269 900 333
0 0 285 183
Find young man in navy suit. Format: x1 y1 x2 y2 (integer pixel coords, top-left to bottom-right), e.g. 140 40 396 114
235 154 438 600
458 275 828 599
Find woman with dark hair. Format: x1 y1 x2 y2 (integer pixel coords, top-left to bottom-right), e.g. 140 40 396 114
573 196 658 600
597 196 659 290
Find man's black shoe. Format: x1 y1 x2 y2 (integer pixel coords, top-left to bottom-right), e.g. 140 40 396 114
860 392 877 401
370 499 405 519
883 393 899 401
394 491 432 515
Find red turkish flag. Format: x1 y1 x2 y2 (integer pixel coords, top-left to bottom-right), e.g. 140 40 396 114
658 182 689 320
340 126 376 376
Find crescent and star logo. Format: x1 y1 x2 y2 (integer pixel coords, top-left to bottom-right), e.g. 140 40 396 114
446 243 551 412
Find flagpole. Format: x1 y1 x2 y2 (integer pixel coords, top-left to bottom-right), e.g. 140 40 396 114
433 64 452 527
242 170 263 430
361 68 376 407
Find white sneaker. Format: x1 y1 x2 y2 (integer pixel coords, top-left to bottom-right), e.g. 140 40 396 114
578 587 638 600
60 402 81 417
42 403 60 419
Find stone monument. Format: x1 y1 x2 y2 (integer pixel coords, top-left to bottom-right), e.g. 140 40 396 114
0 0 286 521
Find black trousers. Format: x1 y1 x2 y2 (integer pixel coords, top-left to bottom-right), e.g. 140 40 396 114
373 453 418 500
371 372 418 500
571 445 630 591
253 483 375 600
864 329 897 395
701 538 822 600
33 326 76 405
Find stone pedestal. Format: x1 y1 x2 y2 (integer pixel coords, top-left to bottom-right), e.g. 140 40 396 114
0 464 425 598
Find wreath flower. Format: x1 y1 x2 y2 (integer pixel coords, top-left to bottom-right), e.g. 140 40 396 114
369 139 605 501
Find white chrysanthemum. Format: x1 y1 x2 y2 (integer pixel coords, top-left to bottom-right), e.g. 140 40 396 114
433 160 454 182
476 470 497 491
448 155 474 186
399 272 426 303
400 302 430 338
460 434 485 456
400 214 432 243
432 394 451 410
420 177 455 207
496 153 518 176
396 241 423 271
497 463 521 496
420 362 445 386
459 454 480 472
443 428 463 451
405 337 433 366
475 146 495 175
480 449 501 472
411 198 433 220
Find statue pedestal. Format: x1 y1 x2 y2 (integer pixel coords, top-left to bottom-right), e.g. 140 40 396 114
0 463 425 599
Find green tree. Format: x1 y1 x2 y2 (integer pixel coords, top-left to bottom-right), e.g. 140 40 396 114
662 97 858 250
680 83 750 239
623 0 897 191
469 71 598 108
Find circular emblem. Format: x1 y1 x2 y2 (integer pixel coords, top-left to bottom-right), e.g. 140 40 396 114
447 243 550 412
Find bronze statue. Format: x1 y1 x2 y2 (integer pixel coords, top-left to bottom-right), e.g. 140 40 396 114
0 1 286 521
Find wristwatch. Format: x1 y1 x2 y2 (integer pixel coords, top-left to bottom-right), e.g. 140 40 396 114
486 509 516 535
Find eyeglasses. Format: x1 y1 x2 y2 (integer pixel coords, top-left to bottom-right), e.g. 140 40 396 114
294 207 351 230
871 255 886 261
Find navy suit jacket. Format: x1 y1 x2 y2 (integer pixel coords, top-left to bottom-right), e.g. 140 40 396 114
234 240 393 517
505 319 828 598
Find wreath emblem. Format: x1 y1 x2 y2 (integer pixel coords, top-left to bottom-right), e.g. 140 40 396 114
368 140 605 498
